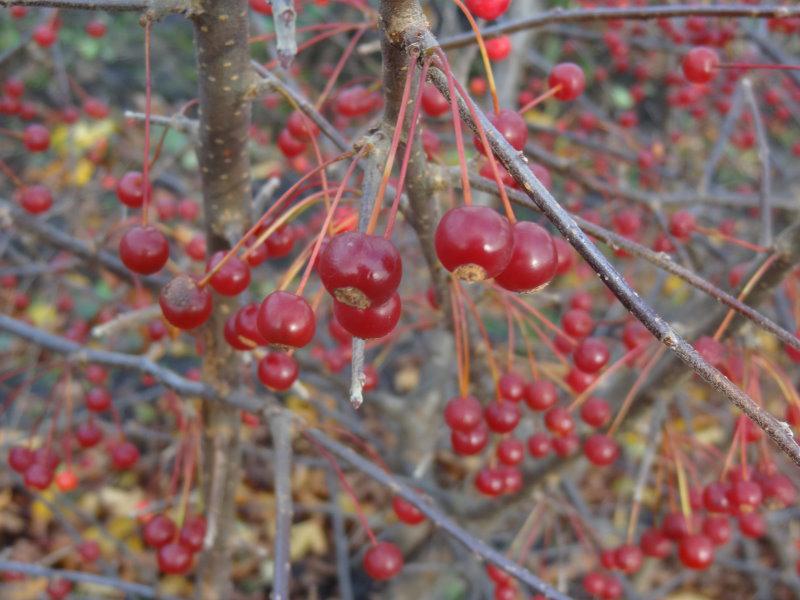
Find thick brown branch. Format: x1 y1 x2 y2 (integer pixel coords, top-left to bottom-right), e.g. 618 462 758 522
0 0 190 12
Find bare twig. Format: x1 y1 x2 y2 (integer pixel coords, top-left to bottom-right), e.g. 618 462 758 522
741 79 773 247
700 84 745 193
0 0 191 12
91 304 161 338
270 409 294 600
325 468 355 600
271 0 298 67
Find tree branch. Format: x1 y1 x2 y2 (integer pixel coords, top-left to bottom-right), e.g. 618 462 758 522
270 409 294 600
0 0 191 13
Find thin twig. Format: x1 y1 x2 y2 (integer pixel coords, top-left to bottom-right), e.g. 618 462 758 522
325 467 355 600
270 409 294 600
741 79 773 247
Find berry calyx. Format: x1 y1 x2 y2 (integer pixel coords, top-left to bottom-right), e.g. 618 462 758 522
318 232 402 309
159 275 213 330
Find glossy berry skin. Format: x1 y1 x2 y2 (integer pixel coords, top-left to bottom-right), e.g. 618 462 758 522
485 35 511 61
143 514 177 548
615 544 643 574
498 372 525 402
224 315 252 350
583 434 619 466
158 542 193 574
119 226 169 275
484 401 521 433
257 291 316 348
544 406 574 436
111 441 140 470
75 420 103 448
496 437 524 465
17 185 53 214
444 395 483 432
494 222 557 293
420 83 450 117
475 467 505 497
580 397 611 428
464 0 510 21
727 479 763 512
86 387 112 412
548 63 586 101
235 303 267 345
363 541 404 581
703 515 731 546
451 424 489 455
703 481 731 513
8 446 34 473
392 496 425 525
678 534 714 570
206 251 251 296
159 275 213 330
332 293 401 339
682 46 719 84
583 572 607 597
318 232 402 308
738 512 765 538
435 206 512 281
116 171 150 208
573 338 610 374
179 516 207 552
33 24 57 47
525 380 558 411
277 128 305 157
562 309 594 338
286 110 320 141
22 124 50 152
527 433 551 458
640 528 671 558
257 352 298 391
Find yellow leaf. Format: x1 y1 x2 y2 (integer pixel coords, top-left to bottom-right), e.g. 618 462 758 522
27 302 58 329
69 159 95 187
289 518 327 559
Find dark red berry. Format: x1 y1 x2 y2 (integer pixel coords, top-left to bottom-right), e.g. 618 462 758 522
22 123 50 152
257 351 298 391
392 496 425 525
119 226 169 275
678 534 714 569
85 387 112 412
111 441 140 470
444 395 483 432
206 251 251 296
143 514 177 548
464 0 510 21
494 222 557 293
525 380 558 411
178 515 207 553
682 46 719 84
527 433 551 457
583 433 619 466
702 515 731 546
498 372 526 402
484 400 521 433
257 291 316 348
580 397 611 428
159 275 213 330
475 466 505 496
562 309 594 338
116 171 150 208
614 544 643 574
8 446 34 473
420 83 450 117
496 436 525 465
17 185 53 214
157 542 193 574
332 293 401 339
363 541 403 581
640 527 671 558
451 424 489 455
548 63 586 101
435 206 513 281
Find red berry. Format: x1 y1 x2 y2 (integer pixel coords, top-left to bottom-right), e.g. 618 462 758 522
143 514 177 548
119 226 169 275
8 446 34 473
738 511 765 538
702 515 731 546
421 83 450 117
332 293 401 339
318 232 402 309
33 23 58 47
435 206 513 281
75 420 103 448
179 515 207 553
485 35 511 61
475 466 505 496
157 542 193 574
159 275 213 330
678 534 714 569
3 77 24 97
527 433 551 457
614 544 643 574
580 397 611 428
484 400 521 433
225 315 252 350
544 406 574 436
249 0 273 14
46 579 72 600
363 541 403 581
85 387 112 412
640 527 671 558
17 185 53 214
583 434 619 466
682 46 719 84
727 479 763 512
583 572 607 596
78 540 101 562
612 209 642 236
464 0 510 21
116 171 148 207
392 496 425 525
257 351 298 391
277 127 306 158
525 380 558 411
661 512 694 541
494 583 518 600
760 472 797 507
496 437 525 465
669 210 696 241
475 109 527 154
235 303 267 346
444 395 483 432
565 367 597 393
22 124 50 152
258 291 316 348
548 63 586 101
24 462 54 489
562 309 594 338
286 110 320 141
265 225 295 258
111 441 140 470
451 424 489 455
85 19 107 37
494 222 557 293
573 337 610 374
498 372 526 402
206 251 251 296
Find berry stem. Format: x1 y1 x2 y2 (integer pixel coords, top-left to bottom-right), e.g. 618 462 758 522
713 253 778 341
141 18 153 226
694 225 769 253
459 283 501 392
607 345 666 436
0 158 24 188
566 344 651 412
315 25 369 110
451 0 499 114
366 49 418 236
670 432 693 530
449 278 470 397
518 84 562 114
440 54 472 207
